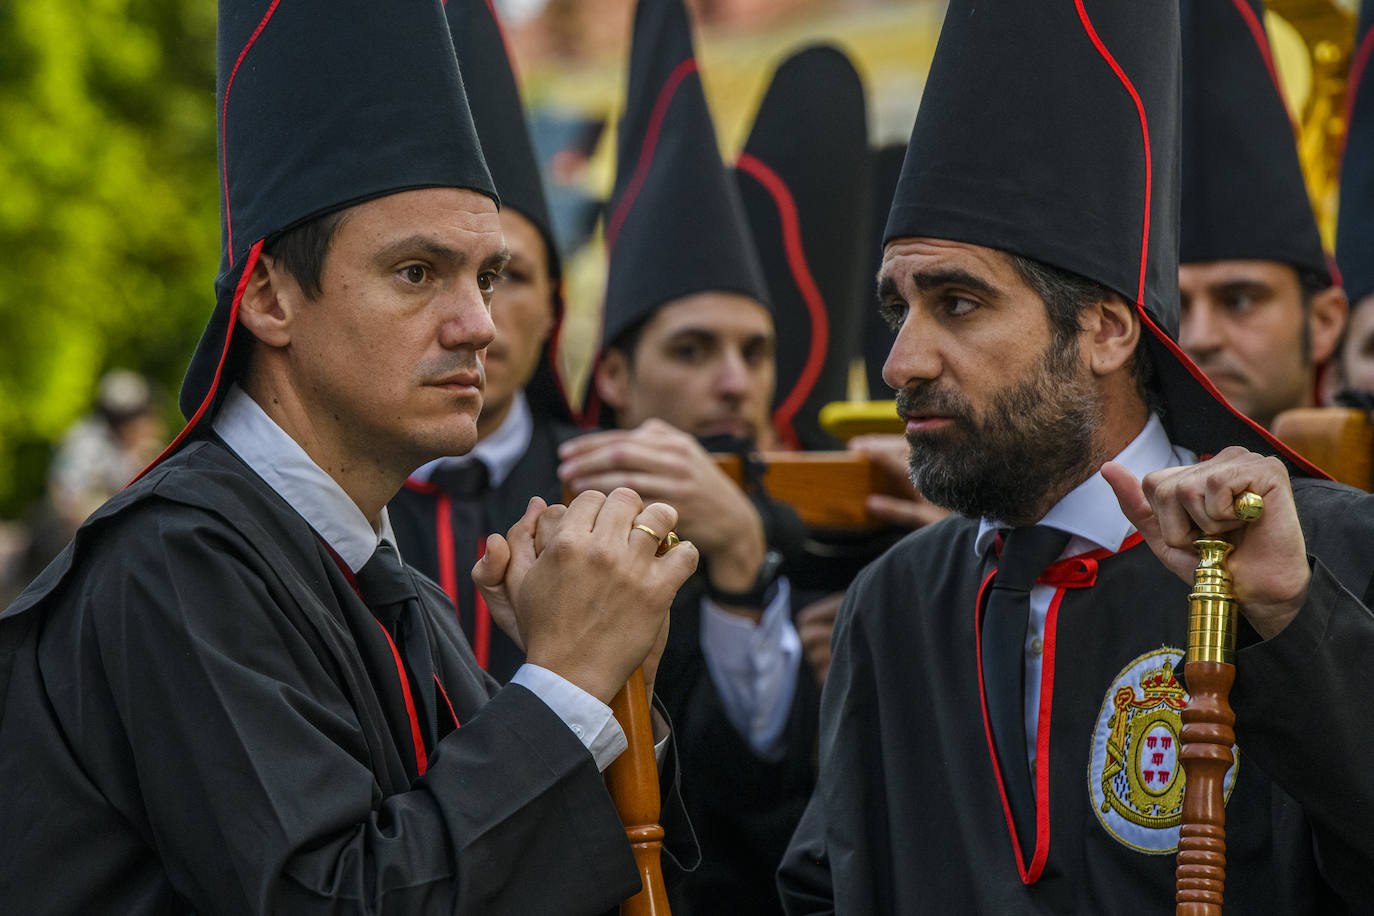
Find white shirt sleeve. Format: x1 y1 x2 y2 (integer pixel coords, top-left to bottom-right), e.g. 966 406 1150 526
510 664 627 772
698 577 802 760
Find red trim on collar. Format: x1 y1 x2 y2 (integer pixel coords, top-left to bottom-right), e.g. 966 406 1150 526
973 568 1030 877
980 531 1149 883
1074 0 1152 307
604 58 699 252
221 0 282 265
131 239 264 485
1024 585 1068 883
1230 0 1297 133
736 152 830 451
322 536 432 776
404 477 492 671
435 674 461 730
375 620 429 776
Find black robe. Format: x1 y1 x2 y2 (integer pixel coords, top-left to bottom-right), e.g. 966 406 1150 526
389 413 579 684
393 419 823 915
779 478 1374 914
0 437 641 915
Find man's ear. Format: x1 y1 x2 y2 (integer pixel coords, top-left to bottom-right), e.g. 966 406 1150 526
1083 292 1142 377
1307 284 1349 366
594 348 631 409
236 253 298 349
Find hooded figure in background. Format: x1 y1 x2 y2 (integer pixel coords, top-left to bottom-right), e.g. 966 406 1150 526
561 1 823 912
1177 0 1347 430
779 0 1374 911
734 44 872 452
0 1 699 912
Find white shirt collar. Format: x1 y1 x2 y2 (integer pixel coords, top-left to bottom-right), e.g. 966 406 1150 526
974 413 1196 559
212 385 394 572
409 389 533 488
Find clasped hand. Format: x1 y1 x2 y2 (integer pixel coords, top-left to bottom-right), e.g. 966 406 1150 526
472 487 698 704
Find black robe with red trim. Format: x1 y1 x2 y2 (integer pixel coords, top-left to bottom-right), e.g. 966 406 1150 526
778 478 1374 914
393 417 824 915
0 436 641 915
389 413 580 684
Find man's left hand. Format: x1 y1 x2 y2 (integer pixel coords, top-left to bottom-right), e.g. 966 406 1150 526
1103 446 1310 640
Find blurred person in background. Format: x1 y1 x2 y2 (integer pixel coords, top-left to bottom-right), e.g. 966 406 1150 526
1176 0 1346 431
23 369 165 580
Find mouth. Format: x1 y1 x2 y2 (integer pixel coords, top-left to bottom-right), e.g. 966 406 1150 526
428 370 483 394
900 413 955 434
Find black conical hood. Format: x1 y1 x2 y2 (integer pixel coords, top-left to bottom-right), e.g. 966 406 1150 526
862 143 910 398
599 0 770 356
1180 0 1330 283
735 45 871 450
1339 2 1374 305
445 0 572 421
174 0 497 447
884 0 1324 478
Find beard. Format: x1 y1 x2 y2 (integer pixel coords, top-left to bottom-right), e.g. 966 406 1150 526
899 338 1105 526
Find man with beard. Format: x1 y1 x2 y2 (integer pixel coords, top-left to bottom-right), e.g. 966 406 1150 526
779 1 1374 912
1176 0 1346 431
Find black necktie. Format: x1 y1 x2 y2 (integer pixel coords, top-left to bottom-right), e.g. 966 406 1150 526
982 524 1071 859
356 542 441 764
429 460 490 500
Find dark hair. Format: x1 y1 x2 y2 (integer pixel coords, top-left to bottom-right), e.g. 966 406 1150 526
261 209 351 299
605 316 648 367
1007 253 1162 416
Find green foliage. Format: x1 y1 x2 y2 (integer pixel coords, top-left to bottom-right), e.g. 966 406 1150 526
0 0 219 516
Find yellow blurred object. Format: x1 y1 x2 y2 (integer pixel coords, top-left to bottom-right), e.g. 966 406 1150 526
818 400 903 441
1267 0 1359 251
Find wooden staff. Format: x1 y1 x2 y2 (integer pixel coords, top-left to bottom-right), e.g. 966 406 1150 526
1175 491 1262 915
606 532 679 916
606 668 670 916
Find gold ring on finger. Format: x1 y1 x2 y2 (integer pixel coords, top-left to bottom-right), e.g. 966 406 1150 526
632 524 662 543
1232 491 1263 521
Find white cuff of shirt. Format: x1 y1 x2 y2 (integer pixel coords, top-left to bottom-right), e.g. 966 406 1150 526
699 576 802 760
510 664 627 772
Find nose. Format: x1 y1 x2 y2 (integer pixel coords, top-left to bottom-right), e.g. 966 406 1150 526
1178 299 1221 358
715 347 750 399
439 285 496 352
882 318 941 391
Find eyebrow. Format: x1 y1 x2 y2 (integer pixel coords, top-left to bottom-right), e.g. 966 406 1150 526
485 247 512 272
876 268 999 302
911 268 998 297
1209 279 1271 296
373 237 510 273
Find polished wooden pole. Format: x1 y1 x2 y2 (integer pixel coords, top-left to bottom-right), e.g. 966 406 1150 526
1175 493 1262 915
606 669 670 916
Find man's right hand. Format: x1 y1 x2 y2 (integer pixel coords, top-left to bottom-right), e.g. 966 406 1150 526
473 488 698 704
